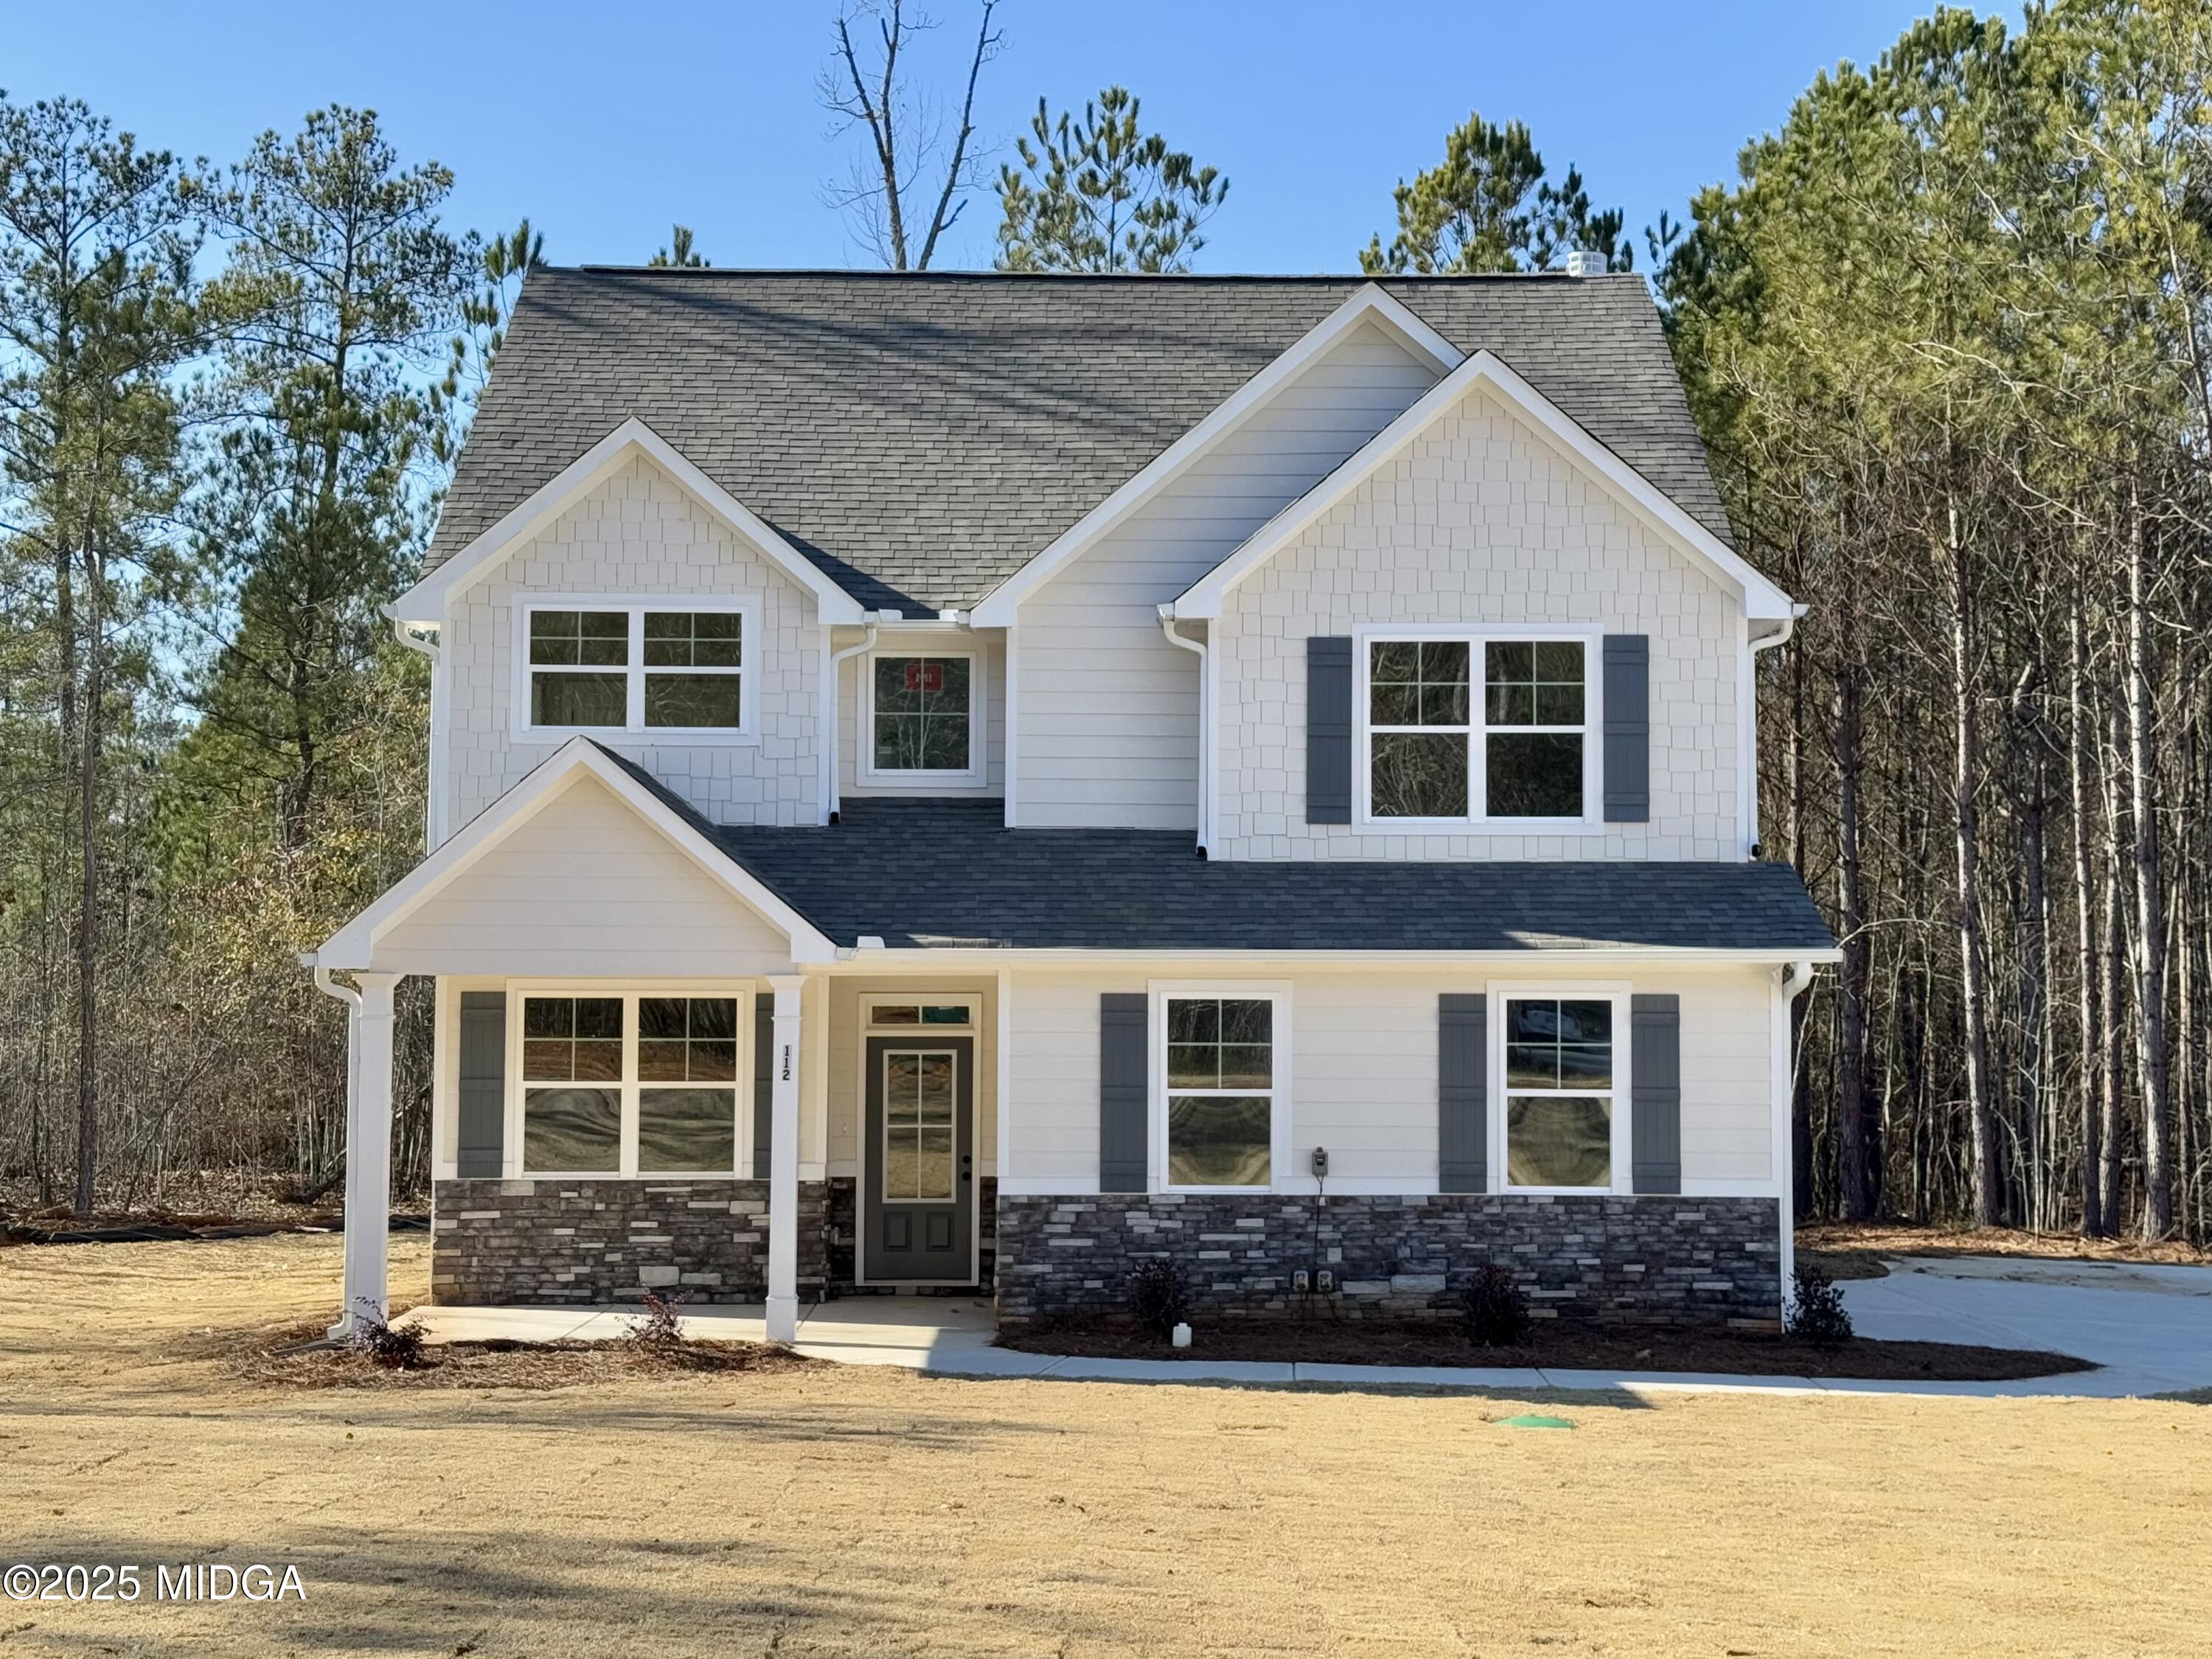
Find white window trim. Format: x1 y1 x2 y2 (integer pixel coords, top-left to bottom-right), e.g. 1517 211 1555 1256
877 1043 962 1206
1487 981 1633 1196
506 983 750 1180
858 646 984 782
513 595 760 745
1354 623 1604 833
1147 980 1293 1195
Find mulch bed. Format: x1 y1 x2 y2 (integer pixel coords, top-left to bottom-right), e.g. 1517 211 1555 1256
1001 1316 2093 1382
214 1319 821 1391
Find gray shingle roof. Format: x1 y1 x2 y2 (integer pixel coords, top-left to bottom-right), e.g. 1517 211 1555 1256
432 268 1732 613
702 796 1833 954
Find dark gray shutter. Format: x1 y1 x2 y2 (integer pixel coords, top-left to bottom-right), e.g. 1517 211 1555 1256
1438 994 1488 1192
1602 633 1650 823
1098 992 1149 1192
1631 992 1682 1194
752 995 775 1177
456 992 506 1178
1306 635 1354 824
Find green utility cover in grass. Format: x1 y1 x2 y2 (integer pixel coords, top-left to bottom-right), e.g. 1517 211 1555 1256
1498 1413 1574 1429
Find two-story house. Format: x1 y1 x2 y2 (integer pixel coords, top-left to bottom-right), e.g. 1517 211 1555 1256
312 268 1837 1343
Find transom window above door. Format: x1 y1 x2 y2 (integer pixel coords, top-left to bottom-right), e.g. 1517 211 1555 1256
867 653 975 775
1365 636 1590 823
518 601 753 738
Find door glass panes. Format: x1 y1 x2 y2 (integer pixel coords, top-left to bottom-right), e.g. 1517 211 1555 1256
883 1050 956 1201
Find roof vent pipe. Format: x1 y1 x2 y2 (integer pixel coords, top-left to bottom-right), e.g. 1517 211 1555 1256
1564 248 1603 278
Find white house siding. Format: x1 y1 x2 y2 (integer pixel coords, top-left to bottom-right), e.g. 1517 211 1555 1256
1013 322 1441 828
375 776 797 977
836 631 1006 798
1213 386 1743 860
442 456 827 835
999 963 1773 1194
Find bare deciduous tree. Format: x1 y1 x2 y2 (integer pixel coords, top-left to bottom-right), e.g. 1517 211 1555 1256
817 0 1002 270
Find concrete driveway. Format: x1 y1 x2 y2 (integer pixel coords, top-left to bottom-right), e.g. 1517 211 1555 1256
1841 1255 2212 1397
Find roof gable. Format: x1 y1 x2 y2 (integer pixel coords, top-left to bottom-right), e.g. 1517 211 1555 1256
970 285 1456 625
314 739 840 970
391 417 869 626
426 269 1735 613
1173 350 1795 622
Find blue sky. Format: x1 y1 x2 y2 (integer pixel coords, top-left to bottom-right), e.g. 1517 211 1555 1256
21 2 1961 272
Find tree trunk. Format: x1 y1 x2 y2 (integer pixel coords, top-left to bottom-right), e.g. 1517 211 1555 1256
2068 597 2104 1236
1950 524 2001 1225
73 522 102 1218
2125 498 2174 1238
1835 629 1874 1219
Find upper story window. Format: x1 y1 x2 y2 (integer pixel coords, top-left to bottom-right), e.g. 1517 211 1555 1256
865 651 978 777
518 599 754 740
1363 633 1593 824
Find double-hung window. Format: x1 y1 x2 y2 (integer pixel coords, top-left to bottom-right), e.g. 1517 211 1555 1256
521 600 753 738
518 992 741 1176
1365 634 1592 822
866 652 976 776
1500 995 1619 1191
1161 994 1279 1189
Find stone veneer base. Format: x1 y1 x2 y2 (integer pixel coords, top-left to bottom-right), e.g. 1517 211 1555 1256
431 1178 829 1306
995 1193 1782 1329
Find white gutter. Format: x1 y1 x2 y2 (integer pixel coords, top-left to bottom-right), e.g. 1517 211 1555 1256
822 612 896 824
1741 605 1804 858
392 619 445 851
1157 606 1212 855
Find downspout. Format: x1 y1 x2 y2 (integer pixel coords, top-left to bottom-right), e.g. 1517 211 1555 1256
1158 607 1211 856
1777 957 1816 1322
822 616 887 824
1743 606 1804 858
392 619 442 851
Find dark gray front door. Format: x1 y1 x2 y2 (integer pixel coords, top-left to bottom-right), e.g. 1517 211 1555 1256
863 1035 974 1282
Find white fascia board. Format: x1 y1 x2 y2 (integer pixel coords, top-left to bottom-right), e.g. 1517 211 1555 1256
389 417 868 626
1172 349 1796 623
970 284 1462 626
313 737 839 970
809 945 1842 972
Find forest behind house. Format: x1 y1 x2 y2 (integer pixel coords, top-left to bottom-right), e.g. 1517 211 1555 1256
1 1 2206 1246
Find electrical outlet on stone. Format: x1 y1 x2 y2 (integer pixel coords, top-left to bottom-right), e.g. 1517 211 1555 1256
1292 1269 1310 1293
1316 1269 1335 1293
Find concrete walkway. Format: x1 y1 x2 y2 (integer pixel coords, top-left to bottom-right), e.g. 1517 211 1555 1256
400 1256 2212 1402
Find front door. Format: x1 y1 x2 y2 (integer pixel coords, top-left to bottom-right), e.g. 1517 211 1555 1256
863 1035 974 1282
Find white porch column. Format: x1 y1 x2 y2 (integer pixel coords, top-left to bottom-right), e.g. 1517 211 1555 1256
333 972 402 1340
765 975 805 1344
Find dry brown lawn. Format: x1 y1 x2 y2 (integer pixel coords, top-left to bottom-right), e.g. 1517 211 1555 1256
1 1233 2206 1658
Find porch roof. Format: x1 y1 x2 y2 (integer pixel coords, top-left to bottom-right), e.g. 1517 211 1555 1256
597 752 1834 956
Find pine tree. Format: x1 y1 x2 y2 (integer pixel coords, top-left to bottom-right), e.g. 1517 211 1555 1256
993 86 1227 274
1360 112 1632 274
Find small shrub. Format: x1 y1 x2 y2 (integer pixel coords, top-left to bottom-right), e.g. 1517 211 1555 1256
1787 1263 1854 1349
1127 1259 1192 1340
349 1302 427 1370
624 1289 689 1364
1463 1264 1531 1348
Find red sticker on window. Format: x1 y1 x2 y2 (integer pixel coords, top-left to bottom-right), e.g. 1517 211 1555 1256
903 661 944 695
